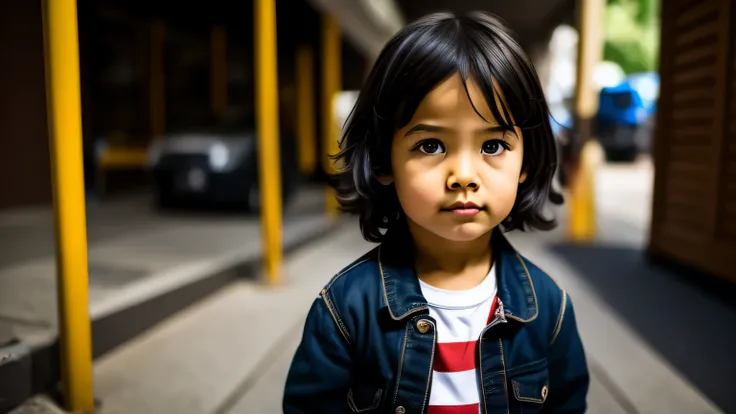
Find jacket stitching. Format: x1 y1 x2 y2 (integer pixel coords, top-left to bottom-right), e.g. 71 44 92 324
324 256 373 293
512 381 545 404
378 246 399 320
320 290 354 348
550 289 567 346
498 338 510 412
347 389 383 412
391 324 411 409
420 320 438 413
319 253 375 348
505 253 539 323
505 358 547 376
378 246 428 321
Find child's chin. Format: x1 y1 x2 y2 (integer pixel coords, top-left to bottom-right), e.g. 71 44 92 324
439 223 494 242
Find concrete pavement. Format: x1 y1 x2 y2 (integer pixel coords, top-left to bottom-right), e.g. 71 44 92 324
90 224 363 414
0 186 341 413
504 159 727 413
540 160 734 413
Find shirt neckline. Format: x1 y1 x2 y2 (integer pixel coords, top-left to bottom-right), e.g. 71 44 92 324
419 265 497 309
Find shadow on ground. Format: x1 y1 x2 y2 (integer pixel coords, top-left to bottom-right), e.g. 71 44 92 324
550 241 736 414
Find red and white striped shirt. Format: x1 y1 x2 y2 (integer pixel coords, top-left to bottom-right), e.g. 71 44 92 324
419 266 498 414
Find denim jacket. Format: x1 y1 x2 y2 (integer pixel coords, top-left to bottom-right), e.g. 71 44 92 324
284 229 589 413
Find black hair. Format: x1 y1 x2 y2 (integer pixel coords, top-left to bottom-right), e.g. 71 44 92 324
331 11 563 243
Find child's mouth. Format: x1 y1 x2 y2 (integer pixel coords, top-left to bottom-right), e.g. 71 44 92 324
450 208 481 217
443 201 484 216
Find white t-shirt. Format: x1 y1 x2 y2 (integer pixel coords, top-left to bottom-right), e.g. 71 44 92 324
419 266 498 414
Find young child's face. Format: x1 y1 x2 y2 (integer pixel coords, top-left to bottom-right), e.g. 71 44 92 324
385 73 527 243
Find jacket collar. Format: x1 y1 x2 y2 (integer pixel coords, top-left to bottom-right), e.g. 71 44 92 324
378 228 538 323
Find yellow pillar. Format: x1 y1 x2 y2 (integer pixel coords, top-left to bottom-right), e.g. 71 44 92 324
296 45 317 176
254 0 283 285
321 13 341 216
42 0 94 412
211 25 228 120
149 21 166 140
568 0 605 242
568 140 603 242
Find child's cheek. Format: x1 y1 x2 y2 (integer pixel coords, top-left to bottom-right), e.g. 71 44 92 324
395 172 440 213
490 184 518 222
483 168 521 219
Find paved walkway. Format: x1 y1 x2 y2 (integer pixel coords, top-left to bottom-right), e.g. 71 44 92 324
0 187 330 346
0 186 339 413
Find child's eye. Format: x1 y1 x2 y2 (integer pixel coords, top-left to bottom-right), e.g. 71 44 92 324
481 140 509 156
416 139 446 155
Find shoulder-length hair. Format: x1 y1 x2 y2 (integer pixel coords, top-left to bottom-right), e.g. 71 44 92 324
331 11 563 243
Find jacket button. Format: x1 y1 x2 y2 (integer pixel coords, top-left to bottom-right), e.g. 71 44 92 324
395 406 406 414
416 319 431 334
541 385 549 400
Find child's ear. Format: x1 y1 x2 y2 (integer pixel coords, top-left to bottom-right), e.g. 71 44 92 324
375 174 394 186
519 171 528 184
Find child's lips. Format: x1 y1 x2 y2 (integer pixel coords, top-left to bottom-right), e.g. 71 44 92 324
442 201 484 216
450 207 481 217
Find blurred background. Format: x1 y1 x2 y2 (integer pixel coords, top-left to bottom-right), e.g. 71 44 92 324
0 0 734 413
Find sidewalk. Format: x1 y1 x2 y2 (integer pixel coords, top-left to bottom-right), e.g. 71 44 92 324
506 160 729 413
507 228 724 414
0 186 341 413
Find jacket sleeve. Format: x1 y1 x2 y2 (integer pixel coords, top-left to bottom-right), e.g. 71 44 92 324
545 292 590 413
283 295 352 414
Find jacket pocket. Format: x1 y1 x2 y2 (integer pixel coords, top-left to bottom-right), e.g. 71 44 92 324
508 360 549 413
347 387 383 413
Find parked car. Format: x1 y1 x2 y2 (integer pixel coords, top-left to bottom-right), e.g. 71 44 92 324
146 125 298 211
595 72 659 162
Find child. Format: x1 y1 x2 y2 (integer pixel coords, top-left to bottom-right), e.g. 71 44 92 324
284 11 589 414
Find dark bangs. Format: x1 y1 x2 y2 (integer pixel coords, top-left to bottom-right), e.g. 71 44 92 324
332 11 563 243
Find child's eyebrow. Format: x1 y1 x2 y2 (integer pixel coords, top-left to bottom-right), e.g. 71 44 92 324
404 124 446 136
404 124 514 138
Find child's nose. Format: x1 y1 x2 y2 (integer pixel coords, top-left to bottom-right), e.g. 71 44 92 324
446 159 480 191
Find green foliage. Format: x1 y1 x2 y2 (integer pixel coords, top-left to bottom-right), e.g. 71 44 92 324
603 0 660 74
603 41 650 74
635 0 658 25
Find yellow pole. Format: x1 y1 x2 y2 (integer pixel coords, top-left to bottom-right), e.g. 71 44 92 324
211 25 228 120
296 45 317 176
42 0 94 412
321 14 342 216
149 21 166 140
568 140 603 242
254 0 283 285
568 0 604 242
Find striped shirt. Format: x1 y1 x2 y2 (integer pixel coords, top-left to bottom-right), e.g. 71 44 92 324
419 267 498 414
